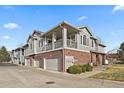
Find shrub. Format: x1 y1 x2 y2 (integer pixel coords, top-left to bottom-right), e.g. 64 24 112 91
22 62 25 65
81 65 86 72
67 65 82 74
84 64 93 72
19 61 21 64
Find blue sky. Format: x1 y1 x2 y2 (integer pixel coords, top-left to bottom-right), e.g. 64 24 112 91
0 5 124 51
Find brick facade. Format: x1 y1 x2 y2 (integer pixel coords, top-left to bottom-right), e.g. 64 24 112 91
91 52 106 66
64 49 91 65
34 50 63 71
28 49 106 72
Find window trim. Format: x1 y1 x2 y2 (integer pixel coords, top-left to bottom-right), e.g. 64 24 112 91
92 40 94 47
80 35 82 44
39 39 43 48
83 35 87 45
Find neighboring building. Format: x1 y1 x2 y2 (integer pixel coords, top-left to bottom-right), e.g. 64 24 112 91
11 47 25 65
106 48 120 64
107 53 119 64
24 31 44 67
11 21 106 72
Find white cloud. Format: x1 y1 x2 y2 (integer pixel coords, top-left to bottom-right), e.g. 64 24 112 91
3 23 20 30
78 16 87 21
110 30 124 35
112 5 124 12
2 6 14 9
2 36 10 39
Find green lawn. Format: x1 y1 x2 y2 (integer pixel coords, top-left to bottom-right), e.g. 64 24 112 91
91 64 124 82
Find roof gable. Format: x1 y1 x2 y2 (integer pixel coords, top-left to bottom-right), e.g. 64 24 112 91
27 35 33 42
27 30 44 42
78 26 93 36
32 30 43 36
43 21 81 36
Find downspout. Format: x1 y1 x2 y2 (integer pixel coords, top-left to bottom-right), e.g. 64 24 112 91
60 24 65 72
62 48 65 72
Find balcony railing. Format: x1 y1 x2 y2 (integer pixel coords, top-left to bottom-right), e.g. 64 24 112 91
25 39 77 56
55 39 63 49
90 46 105 53
46 43 52 51
25 49 34 56
67 39 77 48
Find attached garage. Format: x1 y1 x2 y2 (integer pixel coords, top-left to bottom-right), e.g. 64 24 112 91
45 58 60 71
33 61 39 67
25 58 31 66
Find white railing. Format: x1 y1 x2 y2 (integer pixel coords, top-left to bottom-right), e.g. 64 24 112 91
54 39 63 49
25 49 34 56
90 46 105 53
25 39 77 55
46 43 52 51
67 39 77 48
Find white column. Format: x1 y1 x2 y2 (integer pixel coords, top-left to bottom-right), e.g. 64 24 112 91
76 33 80 49
52 32 55 50
62 28 67 48
20 49 22 65
44 36 46 51
34 39 37 54
34 60 37 67
43 58 46 69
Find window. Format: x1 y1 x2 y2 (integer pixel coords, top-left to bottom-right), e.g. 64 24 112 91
30 43 33 49
92 40 94 47
38 41 40 47
87 38 89 46
80 36 82 44
22 49 24 55
83 35 89 46
83 35 87 45
39 39 43 47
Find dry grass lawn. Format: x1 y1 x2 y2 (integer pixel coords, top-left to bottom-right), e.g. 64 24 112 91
91 64 124 82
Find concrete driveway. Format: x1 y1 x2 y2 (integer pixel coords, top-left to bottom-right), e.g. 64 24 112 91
0 63 124 88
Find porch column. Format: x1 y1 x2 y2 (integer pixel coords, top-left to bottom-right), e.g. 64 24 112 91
44 36 46 51
34 39 37 54
52 32 55 50
62 27 67 48
76 32 80 49
20 49 22 66
43 58 46 70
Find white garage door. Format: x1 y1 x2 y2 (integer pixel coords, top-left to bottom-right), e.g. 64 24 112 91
45 58 59 71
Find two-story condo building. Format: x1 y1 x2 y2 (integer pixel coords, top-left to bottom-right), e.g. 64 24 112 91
11 21 106 72
11 47 25 65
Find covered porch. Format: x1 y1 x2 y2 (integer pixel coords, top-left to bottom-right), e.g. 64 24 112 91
41 24 79 51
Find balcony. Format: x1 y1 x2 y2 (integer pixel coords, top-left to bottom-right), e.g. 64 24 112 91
32 39 77 54
25 49 34 56
67 39 77 48
90 45 105 53
54 39 63 49
46 43 52 51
